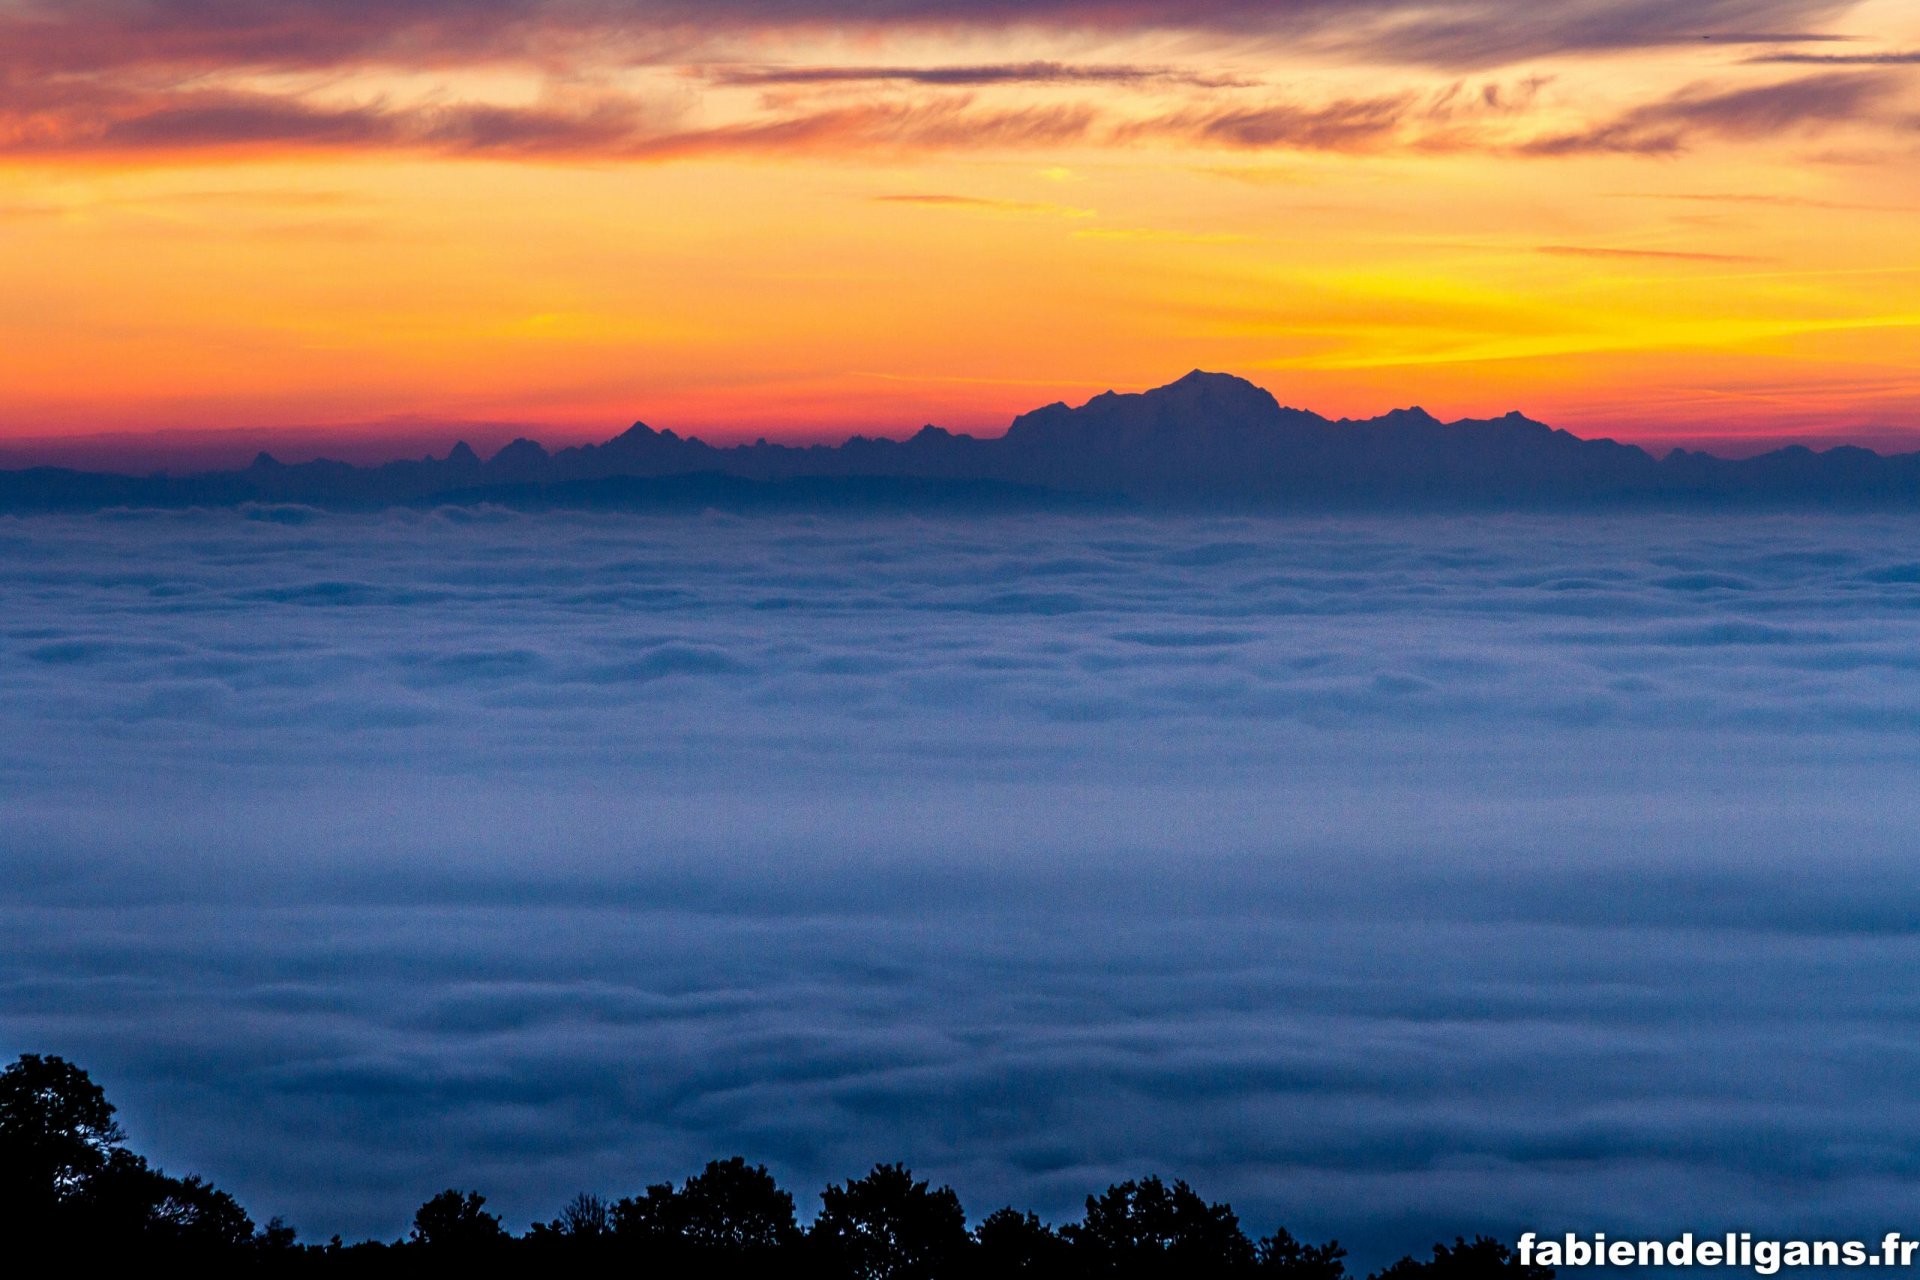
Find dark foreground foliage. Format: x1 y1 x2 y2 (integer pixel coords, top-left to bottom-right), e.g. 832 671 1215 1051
0 1054 1550 1277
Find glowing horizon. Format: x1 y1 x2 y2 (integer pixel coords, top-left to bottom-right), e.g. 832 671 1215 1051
3 0 1918 457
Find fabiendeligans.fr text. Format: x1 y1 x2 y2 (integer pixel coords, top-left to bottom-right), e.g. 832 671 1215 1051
1520 1232 1920 1273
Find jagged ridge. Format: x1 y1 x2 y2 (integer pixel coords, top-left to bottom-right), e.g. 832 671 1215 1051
4 372 1919 511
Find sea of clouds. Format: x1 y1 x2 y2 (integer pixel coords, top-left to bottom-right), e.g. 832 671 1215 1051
6 507 1920 1264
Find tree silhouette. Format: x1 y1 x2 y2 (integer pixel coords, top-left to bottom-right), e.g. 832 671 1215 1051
1 1049 1561 1277
1259 1226 1349 1277
142 1170 257 1253
0 1053 255 1256
673 1156 799 1253
1370 1235 1553 1278
256 1217 300 1255
0 1053 124 1217
610 1156 798 1261
526 1190 618 1263
609 1178 679 1243
555 1191 613 1238
812 1163 972 1280
974 1206 1073 1273
411 1189 505 1251
1064 1176 1258 1276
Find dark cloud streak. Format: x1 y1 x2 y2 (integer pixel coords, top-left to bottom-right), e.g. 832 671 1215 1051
1519 70 1899 155
1745 50 1920 63
621 98 1100 161
0 2 1901 164
703 61 1257 88
1132 96 1420 153
0 86 659 159
0 0 1870 77
1 70 1894 163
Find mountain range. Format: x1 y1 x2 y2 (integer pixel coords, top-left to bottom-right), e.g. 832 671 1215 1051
5 371 1919 512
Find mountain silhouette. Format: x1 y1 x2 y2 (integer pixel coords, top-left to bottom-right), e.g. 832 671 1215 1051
4 371 1919 512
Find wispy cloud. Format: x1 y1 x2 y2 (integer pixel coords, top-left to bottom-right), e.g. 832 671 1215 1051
1 64 1903 165
623 99 1102 161
1519 71 1901 156
4 78 1899 166
1110 77 1553 156
1135 96 1422 153
1695 30 1861 42
1745 50 1920 63
0 2 1904 166
0 0 1869 79
0 87 659 159
1322 0 1859 67
704 61 1256 89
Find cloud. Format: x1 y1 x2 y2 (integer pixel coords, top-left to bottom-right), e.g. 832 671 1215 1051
0 0 1871 87
1519 70 1902 155
1745 49 1920 63
0 78 664 159
1111 77 1553 155
0 2 1902 165
0 80 1524 164
1307 1 1861 67
92 97 404 151
703 61 1256 89
1134 96 1422 153
10 509 1920 1269
622 98 1101 161
0 76 1110 160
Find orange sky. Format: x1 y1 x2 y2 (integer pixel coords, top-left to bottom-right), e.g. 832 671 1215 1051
2 0 1918 458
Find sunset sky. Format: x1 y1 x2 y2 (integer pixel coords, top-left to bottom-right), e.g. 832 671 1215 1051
4 0 1919 459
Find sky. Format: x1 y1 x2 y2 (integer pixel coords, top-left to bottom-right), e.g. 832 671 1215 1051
2 0 1919 457
10 509 1920 1265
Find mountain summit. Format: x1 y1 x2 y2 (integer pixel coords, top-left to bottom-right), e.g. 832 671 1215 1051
1008 370 1291 444
3 372 1918 511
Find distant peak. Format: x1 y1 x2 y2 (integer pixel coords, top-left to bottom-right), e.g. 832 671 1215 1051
445 441 480 465
601 420 696 454
1146 370 1278 405
1003 370 1289 447
249 451 281 469
489 437 550 465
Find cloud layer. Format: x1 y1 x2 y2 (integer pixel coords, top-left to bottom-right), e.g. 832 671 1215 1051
0 0 1863 73
8 510 1920 1267
0 0 1906 163
1520 68 1902 154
